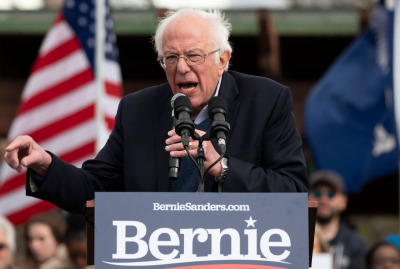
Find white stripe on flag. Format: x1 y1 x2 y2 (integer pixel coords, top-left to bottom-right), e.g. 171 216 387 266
0 165 26 186
39 21 74 56
42 120 97 154
0 188 41 216
104 60 122 84
104 95 120 117
22 51 90 101
9 82 96 139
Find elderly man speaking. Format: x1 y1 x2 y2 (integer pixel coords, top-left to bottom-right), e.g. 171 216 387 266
4 9 308 214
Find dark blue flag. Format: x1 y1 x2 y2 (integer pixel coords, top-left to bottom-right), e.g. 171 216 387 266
304 1 397 193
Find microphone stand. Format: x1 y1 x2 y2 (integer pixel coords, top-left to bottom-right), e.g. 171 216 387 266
185 132 224 192
195 136 206 192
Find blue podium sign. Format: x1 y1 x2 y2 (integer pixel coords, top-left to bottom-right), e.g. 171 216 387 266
95 192 308 269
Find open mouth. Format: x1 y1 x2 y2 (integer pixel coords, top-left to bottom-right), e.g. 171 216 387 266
178 82 198 92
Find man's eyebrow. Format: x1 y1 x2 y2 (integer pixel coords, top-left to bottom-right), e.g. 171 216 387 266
163 49 204 55
185 49 203 52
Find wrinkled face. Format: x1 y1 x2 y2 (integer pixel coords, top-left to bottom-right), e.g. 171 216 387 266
162 14 230 117
370 245 400 269
0 229 12 269
27 223 58 263
309 183 347 224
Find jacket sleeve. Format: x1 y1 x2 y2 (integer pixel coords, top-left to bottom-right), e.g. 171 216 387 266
221 86 308 193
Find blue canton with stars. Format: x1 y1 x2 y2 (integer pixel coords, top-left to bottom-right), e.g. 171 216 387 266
63 0 119 70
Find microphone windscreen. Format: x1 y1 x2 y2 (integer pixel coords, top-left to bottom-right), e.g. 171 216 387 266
208 96 227 117
174 95 192 111
171 93 186 108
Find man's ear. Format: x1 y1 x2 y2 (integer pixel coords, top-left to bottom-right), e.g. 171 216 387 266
218 50 231 76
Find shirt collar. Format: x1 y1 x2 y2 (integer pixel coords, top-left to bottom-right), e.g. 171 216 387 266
194 76 222 124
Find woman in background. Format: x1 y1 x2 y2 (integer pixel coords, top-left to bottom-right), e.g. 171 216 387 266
17 212 73 269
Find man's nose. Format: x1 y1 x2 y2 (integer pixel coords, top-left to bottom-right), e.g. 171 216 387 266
176 57 190 73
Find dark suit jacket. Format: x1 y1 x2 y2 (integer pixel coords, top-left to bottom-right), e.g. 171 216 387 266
27 71 308 213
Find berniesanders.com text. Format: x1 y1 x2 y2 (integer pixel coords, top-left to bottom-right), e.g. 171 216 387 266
153 202 250 212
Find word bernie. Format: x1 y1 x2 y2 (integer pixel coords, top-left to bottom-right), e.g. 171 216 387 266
103 219 292 267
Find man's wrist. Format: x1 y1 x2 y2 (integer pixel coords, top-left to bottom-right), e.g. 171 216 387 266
35 151 52 176
218 157 229 183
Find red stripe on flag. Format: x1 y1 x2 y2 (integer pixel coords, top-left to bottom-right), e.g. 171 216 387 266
0 173 25 195
105 115 115 131
32 37 81 73
0 141 95 195
61 141 95 163
105 80 122 97
7 200 56 226
18 69 94 115
29 105 95 143
54 13 64 25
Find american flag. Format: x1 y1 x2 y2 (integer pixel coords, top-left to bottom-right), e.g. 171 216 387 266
0 0 122 225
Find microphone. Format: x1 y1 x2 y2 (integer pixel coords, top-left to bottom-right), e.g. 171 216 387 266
169 94 185 179
208 96 230 154
173 95 195 148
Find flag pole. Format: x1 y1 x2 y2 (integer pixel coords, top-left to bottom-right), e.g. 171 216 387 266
95 0 108 153
393 0 400 233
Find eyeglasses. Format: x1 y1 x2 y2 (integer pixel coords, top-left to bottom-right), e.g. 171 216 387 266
159 49 220 69
0 243 8 251
311 189 336 199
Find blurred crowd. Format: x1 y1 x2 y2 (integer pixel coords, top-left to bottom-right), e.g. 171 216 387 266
0 212 93 269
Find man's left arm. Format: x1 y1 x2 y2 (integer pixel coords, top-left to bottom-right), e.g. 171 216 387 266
221 86 308 192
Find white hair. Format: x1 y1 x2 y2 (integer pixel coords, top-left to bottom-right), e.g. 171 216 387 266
0 216 16 258
153 9 232 69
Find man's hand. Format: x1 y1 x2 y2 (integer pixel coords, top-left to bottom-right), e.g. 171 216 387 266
4 135 52 176
165 129 222 177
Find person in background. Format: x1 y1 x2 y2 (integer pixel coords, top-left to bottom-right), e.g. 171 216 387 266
311 222 335 269
313 223 332 254
17 212 73 269
0 216 16 269
367 242 400 269
65 214 93 269
309 170 368 269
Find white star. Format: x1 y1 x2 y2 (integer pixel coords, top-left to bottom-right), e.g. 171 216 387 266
79 3 88 13
78 17 88 27
65 0 75 9
87 37 95 48
245 216 257 228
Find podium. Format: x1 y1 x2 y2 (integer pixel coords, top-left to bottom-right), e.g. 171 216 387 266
86 193 317 268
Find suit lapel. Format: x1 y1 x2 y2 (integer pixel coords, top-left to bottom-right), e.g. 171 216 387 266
217 71 240 152
205 72 240 191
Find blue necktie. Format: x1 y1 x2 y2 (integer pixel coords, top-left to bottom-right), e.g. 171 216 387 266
170 117 212 192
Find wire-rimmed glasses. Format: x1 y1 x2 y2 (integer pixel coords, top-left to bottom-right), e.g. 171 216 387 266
159 49 220 69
